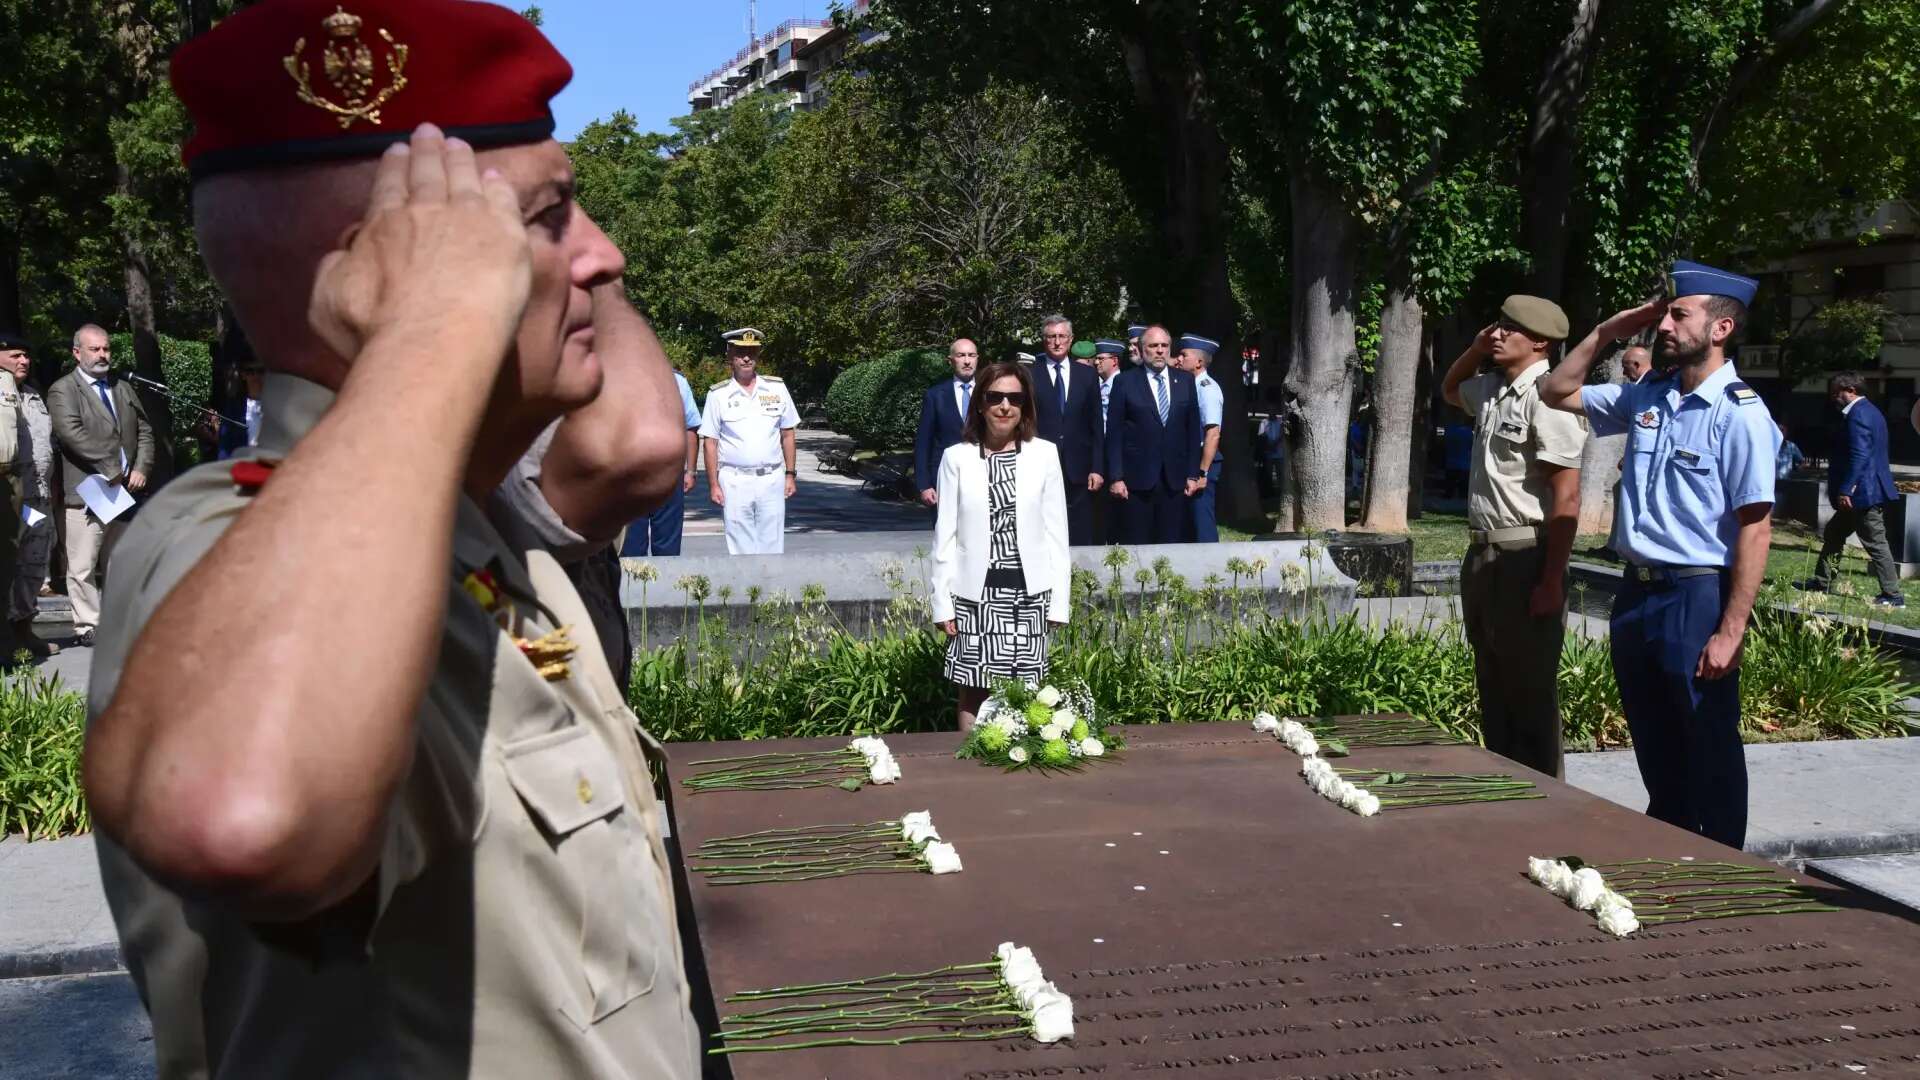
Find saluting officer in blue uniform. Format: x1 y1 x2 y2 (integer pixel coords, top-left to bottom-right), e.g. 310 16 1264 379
1540 261 1779 849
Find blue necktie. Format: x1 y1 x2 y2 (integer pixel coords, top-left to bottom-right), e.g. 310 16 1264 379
1154 371 1169 424
959 379 971 415
1054 362 1067 413
94 379 117 421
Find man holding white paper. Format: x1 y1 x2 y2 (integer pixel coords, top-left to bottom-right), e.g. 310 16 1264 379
47 324 153 646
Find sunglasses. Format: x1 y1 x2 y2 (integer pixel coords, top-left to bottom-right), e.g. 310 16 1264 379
981 390 1027 408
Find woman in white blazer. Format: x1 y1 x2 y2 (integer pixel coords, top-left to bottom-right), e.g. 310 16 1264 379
929 361 1071 730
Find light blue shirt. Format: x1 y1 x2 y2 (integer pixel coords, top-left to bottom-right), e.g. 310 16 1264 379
1194 373 1223 462
674 372 700 430
1581 362 1780 568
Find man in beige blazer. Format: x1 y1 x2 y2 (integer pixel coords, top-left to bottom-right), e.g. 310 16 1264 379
47 324 153 646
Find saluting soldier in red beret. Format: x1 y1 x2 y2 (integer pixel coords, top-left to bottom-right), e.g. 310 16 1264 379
82 2 698 1076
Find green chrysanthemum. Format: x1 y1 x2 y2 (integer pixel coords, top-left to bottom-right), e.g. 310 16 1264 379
1069 719 1090 742
976 725 1010 752
1041 738 1072 766
1024 702 1052 725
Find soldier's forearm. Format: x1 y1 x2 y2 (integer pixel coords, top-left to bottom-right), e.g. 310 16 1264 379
1540 467 1582 583
1720 512 1771 639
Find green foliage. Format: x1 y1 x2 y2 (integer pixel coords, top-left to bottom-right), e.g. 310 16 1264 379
110 331 211 466
823 347 950 452
0 666 89 840
626 558 1910 750
1779 299 1891 390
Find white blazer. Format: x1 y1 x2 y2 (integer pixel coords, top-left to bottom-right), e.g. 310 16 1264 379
928 437 1071 625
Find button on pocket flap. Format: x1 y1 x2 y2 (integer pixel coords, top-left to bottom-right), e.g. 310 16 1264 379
502 727 628 837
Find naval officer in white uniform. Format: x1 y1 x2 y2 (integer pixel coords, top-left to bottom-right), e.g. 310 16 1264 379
700 328 799 554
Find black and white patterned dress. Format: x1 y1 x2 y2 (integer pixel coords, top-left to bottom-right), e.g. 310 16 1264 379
945 450 1051 690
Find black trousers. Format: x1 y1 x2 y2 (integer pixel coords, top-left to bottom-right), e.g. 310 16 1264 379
1064 480 1094 546
1813 501 1901 596
1117 483 1188 545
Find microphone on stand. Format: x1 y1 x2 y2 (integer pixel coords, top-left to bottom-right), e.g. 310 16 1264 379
123 372 246 426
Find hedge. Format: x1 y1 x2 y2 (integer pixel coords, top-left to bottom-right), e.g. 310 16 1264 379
823 347 950 452
109 332 213 468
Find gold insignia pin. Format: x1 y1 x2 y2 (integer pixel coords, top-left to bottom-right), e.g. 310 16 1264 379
283 6 411 130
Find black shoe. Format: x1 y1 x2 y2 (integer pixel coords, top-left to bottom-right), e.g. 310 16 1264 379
1793 579 1830 593
74 629 95 648
1872 593 1907 609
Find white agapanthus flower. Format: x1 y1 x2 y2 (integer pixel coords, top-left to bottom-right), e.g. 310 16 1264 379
1008 745 1030 764
1036 686 1062 707
1028 983 1076 1043
1079 737 1105 757
1597 905 1640 937
922 840 963 874
900 811 939 845
1568 867 1607 912
1253 712 1281 734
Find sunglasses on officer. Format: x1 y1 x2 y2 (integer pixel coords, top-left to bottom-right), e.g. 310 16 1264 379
981 390 1028 408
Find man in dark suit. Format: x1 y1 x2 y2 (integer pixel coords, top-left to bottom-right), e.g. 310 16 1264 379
1031 314 1104 544
1105 325 1204 545
915 338 979 508
1806 370 1904 606
48 323 154 646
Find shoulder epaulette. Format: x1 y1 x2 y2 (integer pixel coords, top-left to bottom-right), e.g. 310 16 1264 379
760 375 785 383
711 380 731 391
1726 380 1761 405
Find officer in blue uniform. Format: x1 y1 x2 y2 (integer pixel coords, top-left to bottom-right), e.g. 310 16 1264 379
1126 324 1147 367
1178 334 1225 543
1540 260 1779 849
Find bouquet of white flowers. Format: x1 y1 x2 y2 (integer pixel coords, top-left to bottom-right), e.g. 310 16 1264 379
958 679 1121 771
1525 855 1835 938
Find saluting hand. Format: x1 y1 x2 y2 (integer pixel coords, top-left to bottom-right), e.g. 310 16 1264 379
1471 322 1500 355
1596 299 1667 343
309 125 531 371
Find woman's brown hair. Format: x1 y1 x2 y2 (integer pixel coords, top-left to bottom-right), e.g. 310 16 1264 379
962 361 1038 447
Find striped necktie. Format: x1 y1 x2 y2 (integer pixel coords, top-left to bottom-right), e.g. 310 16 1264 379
1154 371 1169 424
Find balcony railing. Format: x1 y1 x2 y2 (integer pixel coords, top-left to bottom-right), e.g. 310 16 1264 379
687 18 834 94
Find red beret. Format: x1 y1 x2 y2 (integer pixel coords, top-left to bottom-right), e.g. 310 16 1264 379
173 0 572 181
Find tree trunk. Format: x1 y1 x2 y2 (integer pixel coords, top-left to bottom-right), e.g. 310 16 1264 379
1576 349 1625 536
1519 0 1603 297
118 162 176 483
0 222 22 335
1407 330 1435 520
1361 277 1422 531
1283 166 1361 532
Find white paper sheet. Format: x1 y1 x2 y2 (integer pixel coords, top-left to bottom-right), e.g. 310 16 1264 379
21 505 44 528
75 474 137 525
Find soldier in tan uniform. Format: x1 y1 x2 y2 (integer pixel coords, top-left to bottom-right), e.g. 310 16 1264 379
82 2 697 1076
1441 296 1587 779
0 331 23 657
1 332 57 655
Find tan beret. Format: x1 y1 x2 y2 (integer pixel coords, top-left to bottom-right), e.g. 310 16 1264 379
1500 295 1570 341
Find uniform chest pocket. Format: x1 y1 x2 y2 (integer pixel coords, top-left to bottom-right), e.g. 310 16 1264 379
501 725 666 1028
1628 424 1662 453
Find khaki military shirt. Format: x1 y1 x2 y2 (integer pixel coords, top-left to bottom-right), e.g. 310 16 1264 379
89 374 698 1079
1458 360 1587 532
19 382 53 502
0 371 20 479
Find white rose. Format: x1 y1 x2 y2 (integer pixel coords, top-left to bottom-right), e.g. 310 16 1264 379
1294 733 1320 757
1356 793 1381 816
1039 722 1065 742
1053 708 1076 727
869 750 901 785
1008 745 1030 764
1594 889 1634 917
992 714 1021 737
922 840 963 875
1253 712 1281 734
1526 857 1556 887
1036 686 1062 707
998 944 1043 989
1543 862 1577 899
1080 737 1105 757
1028 984 1076 1043
1597 905 1640 937
1278 719 1307 743
1568 868 1607 911
900 811 935 841
1337 782 1366 810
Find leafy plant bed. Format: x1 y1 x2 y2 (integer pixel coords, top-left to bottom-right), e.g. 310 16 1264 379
0 667 89 840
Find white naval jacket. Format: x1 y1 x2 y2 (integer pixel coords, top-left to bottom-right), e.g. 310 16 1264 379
928 437 1072 625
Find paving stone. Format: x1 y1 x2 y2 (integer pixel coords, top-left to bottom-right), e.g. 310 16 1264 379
1809 851 1920 915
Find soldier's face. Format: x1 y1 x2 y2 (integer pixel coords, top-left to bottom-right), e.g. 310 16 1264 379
728 347 759 381
0 349 28 380
1656 297 1715 365
73 332 111 377
1095 353 1120 378
1178 348 1207 374
482 140 624 413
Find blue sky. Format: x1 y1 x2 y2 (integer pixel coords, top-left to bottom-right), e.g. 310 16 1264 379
540 1 830 139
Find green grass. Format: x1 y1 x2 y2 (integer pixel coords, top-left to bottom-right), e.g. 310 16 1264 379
0 665 89 840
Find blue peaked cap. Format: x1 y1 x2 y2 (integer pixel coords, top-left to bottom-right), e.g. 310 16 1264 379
1670 259 1758 306
1093 339 1126 355
1178 334 1220 357
1126 324 1147 339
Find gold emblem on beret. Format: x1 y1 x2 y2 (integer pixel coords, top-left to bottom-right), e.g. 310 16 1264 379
283 6 411 130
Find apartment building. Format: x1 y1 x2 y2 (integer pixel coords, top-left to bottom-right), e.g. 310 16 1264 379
686 0 875 115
